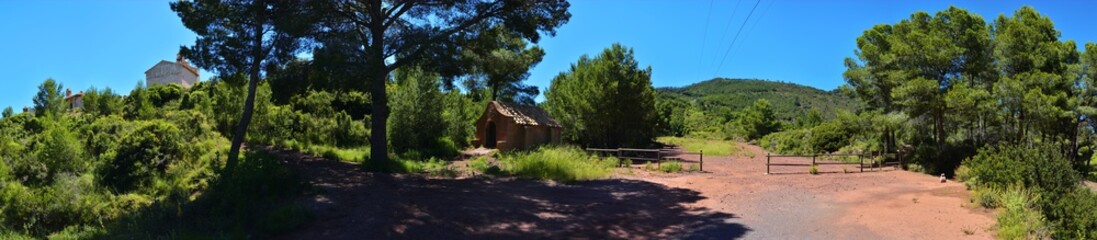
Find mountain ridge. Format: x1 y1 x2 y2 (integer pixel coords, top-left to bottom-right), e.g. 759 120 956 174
657 78 859 120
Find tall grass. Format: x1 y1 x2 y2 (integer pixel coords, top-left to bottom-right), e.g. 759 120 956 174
360 155 450 175
659 160 683 173
657 136 738 156
996 187 1050 239
280 139 369 163
497 146 618 182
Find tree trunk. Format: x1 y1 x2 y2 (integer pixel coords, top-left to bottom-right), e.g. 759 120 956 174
369 69 389 162
224 7 265 176
367 2 389 163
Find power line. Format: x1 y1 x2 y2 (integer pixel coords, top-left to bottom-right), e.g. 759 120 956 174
712 0 762 77
730 0 775 60
713 0 744 55
695 0 715 82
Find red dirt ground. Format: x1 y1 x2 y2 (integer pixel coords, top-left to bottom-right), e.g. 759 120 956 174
275 143 996 239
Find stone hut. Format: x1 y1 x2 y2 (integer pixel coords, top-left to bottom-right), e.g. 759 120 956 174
64 88 83 110
473 101 562 151
145 54 199 88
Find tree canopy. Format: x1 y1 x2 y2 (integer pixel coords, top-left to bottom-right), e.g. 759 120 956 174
306 0 571 162
545 43 657 148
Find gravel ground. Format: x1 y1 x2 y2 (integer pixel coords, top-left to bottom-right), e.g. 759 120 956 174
275 143 995 239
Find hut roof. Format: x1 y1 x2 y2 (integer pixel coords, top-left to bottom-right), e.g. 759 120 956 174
491 101 561 128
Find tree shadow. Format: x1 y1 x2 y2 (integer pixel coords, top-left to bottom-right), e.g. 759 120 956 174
282 154 751 239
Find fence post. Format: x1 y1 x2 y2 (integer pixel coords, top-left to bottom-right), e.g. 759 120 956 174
859 152 863 173
899 149 904 170
812 153 816 167
699 150 704 172
766 153 771 175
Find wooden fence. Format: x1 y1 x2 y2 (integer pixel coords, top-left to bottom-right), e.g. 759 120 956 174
587 148 704 171
765 151 904 174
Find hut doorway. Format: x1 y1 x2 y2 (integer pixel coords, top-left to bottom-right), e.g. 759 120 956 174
485 122 497 148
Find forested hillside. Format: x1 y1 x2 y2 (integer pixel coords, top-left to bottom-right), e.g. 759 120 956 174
658 78 858 121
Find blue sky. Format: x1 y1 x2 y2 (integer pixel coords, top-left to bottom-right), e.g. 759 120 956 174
1 1 1095 111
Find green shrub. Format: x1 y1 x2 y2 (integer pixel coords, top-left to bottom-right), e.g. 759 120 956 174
687 163 700 172
996 187 1050 240
47 225 106 240
954 165 972 182
497 146 617 182
659 161 683 173
146 84 184 107
810 121 851 153
468 157 495 175
758 128 812 155
100 121 184 193
0 230 35 240
1044 188 1097 239
656 136 737 156
0 174 108 237
972 187 999 209
964 143 1079 205
906 163 926 173
809 164 819 175
15 118 86 185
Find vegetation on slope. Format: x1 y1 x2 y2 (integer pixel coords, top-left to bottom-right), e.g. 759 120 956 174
658 78 859 121
656 136 739 157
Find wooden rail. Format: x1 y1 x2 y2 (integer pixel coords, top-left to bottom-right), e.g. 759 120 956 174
766 151 904 174
586 148 704 171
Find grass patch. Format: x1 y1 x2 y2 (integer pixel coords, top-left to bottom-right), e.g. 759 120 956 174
809 164 819 175
996 187 1050 239
496 146 618 182
361 155 449 175
659 161 683 173
468 157 503 176
657 136 738 156
281 139 369 163
972 187 999 208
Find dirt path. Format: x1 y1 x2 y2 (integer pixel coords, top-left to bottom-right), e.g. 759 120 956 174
275 144 995 239
635 144 995 239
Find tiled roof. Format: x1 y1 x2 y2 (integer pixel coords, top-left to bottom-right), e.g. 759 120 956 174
492 101 561 128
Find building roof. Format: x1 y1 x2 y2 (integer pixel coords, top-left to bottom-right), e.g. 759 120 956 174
145 60 200 76
490 101 562 128
64 93 83 101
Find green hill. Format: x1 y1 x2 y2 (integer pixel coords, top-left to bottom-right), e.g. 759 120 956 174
658 78 859 121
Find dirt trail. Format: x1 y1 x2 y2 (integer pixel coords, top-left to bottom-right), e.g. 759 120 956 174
635 144 995 239
275 144 995 239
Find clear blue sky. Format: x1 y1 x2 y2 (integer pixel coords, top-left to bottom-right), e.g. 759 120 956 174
2 1 1095 111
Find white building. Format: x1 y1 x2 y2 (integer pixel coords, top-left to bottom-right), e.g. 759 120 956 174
145 54 199 88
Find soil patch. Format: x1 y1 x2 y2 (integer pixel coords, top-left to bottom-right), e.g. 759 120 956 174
276 144 995 239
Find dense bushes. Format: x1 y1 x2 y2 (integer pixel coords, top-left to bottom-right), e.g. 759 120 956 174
100 121 185 193
759 129 812 155
0 79 247 237
809 121 851 153
964 143 1078 198
961 142 1097 238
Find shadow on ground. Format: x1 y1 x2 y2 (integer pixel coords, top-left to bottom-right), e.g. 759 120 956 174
279 149 750 239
